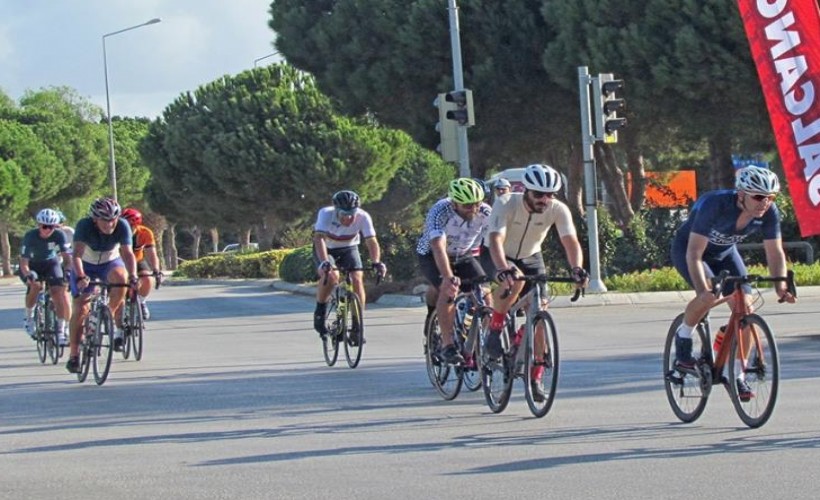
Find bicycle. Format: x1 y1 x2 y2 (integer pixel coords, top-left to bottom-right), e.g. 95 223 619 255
663 270 797 428
424 276 492 400
319 265 381 368
482 274 582 418
121 271 161 361
31 279 63 365
76 280 131 385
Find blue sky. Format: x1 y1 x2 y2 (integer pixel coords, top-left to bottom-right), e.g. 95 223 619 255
1 0 280 118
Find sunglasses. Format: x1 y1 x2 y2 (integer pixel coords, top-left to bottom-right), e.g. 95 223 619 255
39 224 56 230
750 194 775 202
530 191 556 200
458 202 480 209
338 209 356 217
495 188 510 193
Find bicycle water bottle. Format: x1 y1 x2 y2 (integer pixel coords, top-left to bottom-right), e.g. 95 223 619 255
513 325 524 347
713 326 726 354
462 305 474 332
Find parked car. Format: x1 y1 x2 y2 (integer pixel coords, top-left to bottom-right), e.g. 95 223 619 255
220 243 259 253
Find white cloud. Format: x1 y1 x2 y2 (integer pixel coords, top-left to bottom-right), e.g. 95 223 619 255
0 0 277 117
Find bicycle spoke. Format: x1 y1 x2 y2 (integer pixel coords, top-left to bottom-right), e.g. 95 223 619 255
728 314 779 428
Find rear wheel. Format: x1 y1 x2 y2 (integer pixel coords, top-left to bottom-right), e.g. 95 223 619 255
92 307 114 385
728 314 779 428
525 313 560 418
322 298 340 367
45 302 60 365
343 292 364 368
663 313 711 423
424 311 463 400
462 308 489 392
77 321 91 383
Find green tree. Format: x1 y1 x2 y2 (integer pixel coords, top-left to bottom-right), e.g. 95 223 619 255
110 117 152 206
0 158 31 275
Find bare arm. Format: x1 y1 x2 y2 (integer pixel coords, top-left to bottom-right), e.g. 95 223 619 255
685 233 711 294
364 236 381 264
559 234 584 269
313 232 329 264
763 237 794 301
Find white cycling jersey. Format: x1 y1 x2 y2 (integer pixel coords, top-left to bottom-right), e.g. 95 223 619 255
314 206 376 249
486 193 576 259
416 198 491 257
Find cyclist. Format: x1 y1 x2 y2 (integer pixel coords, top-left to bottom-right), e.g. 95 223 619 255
416 178 492 364
493 178 512 198
482 164 588 401
65 197 138 373
121 208 164 319
313 190 387 339
671 166 795 397
18 209 73 346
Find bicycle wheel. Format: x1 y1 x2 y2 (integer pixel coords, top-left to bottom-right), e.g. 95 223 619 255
525 312 560 418
78 336 91 383
92 306 114 385
121 315 132 361
424 310 463 400
462 308 489 392
663 313 711 423
130 298 145 361
322 297 340 367
728 314 779 428
343 291 364 368
33 303 47 364
45 302 60 365
482 326 513 414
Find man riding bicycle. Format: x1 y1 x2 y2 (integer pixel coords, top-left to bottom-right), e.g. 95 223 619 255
416 178 492 364
312 190 386 339
482 164 588 401
19 209 73 346
66 197 138 373
121 208 164 320
671 166 796 398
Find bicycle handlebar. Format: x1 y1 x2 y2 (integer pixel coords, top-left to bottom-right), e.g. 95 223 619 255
321 264 384 286
710 269 797 302
500 274 584 302
444 275 493 304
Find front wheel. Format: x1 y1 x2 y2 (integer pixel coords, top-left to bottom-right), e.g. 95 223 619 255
322 298 340 367
424 310 463 400
728 314 779 428
343 292 364 368
525 312 559 418
92 307 114 386
663 313 711 423
131 299 145 361
34 304 47 364
482 327 513 414
462 308 490 392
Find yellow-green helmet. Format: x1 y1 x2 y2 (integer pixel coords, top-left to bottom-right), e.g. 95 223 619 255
448 178 484 204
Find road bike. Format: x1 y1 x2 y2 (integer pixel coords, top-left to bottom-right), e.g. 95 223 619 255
424 276 492 400
32 279 63 365
482 274 582 418
76 280 131 385
663 270 796 428
320 265 381 368
120 272 161 361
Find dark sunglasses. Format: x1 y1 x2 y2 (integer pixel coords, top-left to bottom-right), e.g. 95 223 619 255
750 194 775 202
338 209 356 217
39 224 56 230
530 191 556 200
458 202 480 208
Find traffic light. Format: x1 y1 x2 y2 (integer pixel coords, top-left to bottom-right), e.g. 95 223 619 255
593 74 626 143
434 93 458 162
444 89 475 127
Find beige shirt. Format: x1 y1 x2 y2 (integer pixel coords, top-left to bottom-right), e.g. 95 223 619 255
487 193 576 259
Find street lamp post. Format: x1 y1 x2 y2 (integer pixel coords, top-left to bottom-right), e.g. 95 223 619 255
254 51 280 67
103 17 161 201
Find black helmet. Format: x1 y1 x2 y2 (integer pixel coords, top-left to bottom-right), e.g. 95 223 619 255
332 190 360 211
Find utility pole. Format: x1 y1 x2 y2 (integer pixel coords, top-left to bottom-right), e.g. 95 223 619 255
447 0 470 177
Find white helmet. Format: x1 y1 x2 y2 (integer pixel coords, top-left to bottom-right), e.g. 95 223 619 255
522 164 562 193
36 208 61 226
735 166 780 195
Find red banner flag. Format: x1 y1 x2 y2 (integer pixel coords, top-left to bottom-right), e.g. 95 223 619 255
737 0 820 237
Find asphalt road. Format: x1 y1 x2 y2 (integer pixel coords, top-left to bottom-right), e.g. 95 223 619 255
1 279 819 499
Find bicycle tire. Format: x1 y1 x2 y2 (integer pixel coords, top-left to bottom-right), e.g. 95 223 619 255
78 332 91 383
34 302 47 364
131 297 145 361
462 307 489 392
424 310 463 400
663 313 711 423
344 291 364 368
482 326 513 414
322 297 340 367
92 306 114 386
525 312 560 418
728 314 779 428
45 300 60 365
121 313 132 361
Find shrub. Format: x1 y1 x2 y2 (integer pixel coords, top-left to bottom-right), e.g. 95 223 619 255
176 249 292 278
278 245 316 283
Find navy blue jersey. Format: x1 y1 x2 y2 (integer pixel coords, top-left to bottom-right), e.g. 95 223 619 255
672 189 781 260
20 228 69 262
73 217 132 264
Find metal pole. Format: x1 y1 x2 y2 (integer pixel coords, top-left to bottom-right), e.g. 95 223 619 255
578 66 607 293
447 0 470 177
254 51 280 67
102 18 161 201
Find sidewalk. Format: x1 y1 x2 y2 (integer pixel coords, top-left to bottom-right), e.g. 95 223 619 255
270 279 820 308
